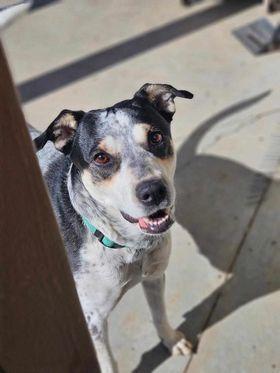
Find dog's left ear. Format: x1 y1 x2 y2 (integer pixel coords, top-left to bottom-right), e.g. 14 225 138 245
34 110 85 154
134 83 193 122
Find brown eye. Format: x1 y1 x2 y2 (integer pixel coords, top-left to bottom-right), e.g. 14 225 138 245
94 152 111 165
149 131 163 145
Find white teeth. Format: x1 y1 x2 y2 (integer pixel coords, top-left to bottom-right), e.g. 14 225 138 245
148 216 169 226
144 212 170 230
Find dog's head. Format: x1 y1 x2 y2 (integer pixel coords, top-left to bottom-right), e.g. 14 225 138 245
35 83 193 236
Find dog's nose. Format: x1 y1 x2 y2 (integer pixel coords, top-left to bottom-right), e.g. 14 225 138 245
136 179 167 206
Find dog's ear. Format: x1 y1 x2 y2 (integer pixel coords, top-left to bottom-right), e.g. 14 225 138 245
34 110 85 154
134 83 193 122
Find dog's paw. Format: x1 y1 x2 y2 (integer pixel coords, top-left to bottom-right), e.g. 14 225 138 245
162 330 193 356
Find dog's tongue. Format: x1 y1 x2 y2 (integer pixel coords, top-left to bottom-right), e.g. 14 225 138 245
138 217 149 229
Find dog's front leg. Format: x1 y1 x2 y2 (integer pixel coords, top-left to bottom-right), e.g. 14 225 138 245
142 275 192 356
88 312 118 373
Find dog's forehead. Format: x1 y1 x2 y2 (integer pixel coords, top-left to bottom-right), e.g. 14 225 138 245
89 102 169 139
102 108 135 132
77 102 172 163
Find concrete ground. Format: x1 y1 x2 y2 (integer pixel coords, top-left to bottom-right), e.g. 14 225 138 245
2 0 280 372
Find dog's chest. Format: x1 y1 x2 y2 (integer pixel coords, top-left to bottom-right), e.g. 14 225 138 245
75 235 170 294
73 235 170 317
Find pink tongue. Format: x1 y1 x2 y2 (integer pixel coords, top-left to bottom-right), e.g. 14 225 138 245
138 217 149 229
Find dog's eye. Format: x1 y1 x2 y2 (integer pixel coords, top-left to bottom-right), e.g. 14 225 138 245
94 152 111 165
149 131 163 145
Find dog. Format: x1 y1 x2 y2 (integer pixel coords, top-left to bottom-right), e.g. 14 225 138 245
32 83 194 373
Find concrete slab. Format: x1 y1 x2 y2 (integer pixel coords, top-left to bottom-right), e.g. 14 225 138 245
1 0 280 372
187 179 280 373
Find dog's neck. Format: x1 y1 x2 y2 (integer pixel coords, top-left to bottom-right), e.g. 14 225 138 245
67 164 163 250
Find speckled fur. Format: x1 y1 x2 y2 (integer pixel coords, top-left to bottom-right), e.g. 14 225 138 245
31 84 193 373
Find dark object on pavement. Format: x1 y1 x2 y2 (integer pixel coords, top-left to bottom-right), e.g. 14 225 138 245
233 18 280 55
265 0 280 13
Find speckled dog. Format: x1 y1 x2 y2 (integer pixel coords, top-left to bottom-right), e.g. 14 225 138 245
33 83 193 373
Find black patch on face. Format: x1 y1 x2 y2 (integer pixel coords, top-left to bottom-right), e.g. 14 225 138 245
88 152 121 182
66 99 174 184
70 110 123 182
130 103 174 159
146 127 174 159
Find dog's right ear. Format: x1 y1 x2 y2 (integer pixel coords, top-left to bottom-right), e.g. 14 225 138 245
34 110 85 154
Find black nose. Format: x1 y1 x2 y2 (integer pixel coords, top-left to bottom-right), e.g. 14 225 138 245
136 179 168 206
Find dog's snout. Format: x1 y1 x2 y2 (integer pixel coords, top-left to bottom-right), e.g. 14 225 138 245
136 179 167 206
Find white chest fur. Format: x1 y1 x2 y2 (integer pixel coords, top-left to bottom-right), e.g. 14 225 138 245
74 233 171 318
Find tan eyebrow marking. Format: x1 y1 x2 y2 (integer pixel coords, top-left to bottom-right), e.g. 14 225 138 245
99 136 122 154
132 123 151 144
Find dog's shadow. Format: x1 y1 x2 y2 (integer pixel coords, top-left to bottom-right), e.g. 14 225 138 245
133 92 280 372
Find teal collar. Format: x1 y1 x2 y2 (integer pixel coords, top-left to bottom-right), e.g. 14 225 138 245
82 216 125 249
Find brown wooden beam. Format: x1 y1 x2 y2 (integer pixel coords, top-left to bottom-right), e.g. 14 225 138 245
0 41 99 373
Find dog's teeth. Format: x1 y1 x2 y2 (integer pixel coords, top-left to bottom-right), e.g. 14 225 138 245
142 211 170 231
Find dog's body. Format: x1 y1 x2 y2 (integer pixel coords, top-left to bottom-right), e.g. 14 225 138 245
32 84 193 373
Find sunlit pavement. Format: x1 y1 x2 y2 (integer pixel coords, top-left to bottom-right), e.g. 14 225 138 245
2 1 280 372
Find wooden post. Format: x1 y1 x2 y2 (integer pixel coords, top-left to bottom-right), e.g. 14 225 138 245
0 42 99 372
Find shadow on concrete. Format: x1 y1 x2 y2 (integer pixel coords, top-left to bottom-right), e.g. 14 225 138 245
181 0 205 6
30 0 60 11
18 0 258 103
133 92 280 372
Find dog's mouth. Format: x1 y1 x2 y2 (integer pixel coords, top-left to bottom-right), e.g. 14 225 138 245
120 208 174 234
